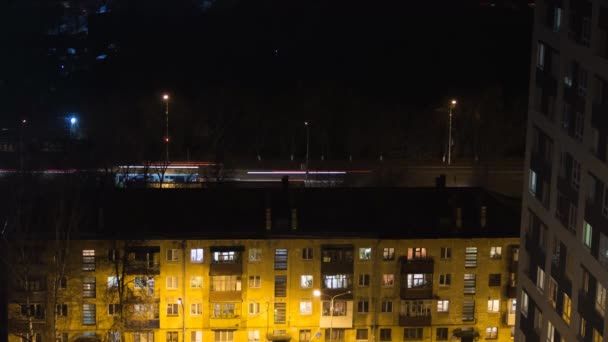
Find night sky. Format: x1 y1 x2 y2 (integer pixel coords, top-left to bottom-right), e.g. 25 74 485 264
1 0 533 162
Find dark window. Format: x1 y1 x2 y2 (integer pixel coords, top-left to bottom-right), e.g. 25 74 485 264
436 328 448 340
357 300 369 313
380 328 392 341
404 328 423 340
489 274 501 287
275 276 287 297
302 248 313 260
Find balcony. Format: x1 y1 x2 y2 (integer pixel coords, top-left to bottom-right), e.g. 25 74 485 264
125 261 160 275
400 257 434 274
209 316 242 329
209 262 242 275
398 314 431 326
400 286 433 299
504 312 516 326
126 319 160 329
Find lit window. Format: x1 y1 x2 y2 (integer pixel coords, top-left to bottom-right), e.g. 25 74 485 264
301 275 313 288
437 300 449 313
485 327 498 339
247 331 260 342
487 299 500 313
490 247 502 259
563 293 571 325
274 249 288 270
107 276 119 289
323 301 347 316
383 247 395 261
529 170 538 195
595 282 606 317
323 274 350 289
82 249 95 271
382 274 394 287
299 301 312 315
190 248 204 263
583 221 593 249
537 42 545 70
521 291 529 317
536 267 546 292
593 329 602 342
407 274 429 288
464 247 477 267
166 276 178 290
359 248 371 260
249 248 262 262
82 304 96 325
463 300 475 321
191 332 202 342
190 276 202 288
464 274 476 295
407 247 427 260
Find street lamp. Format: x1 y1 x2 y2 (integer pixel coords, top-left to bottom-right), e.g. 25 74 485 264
314 290 351 342
177 298 185 342
304 121 310 182
162 94 170 163
447 99 457 165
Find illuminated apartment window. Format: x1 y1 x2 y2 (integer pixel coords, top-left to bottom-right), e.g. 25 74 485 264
464 247 477 267
593 329 603 342
191 303 202 315
464 274 476 295
301 275 313 288
211 275 241 291
596 282 606 317
300 330 312 342
323 301 347 316
190 248 203 263
379 328 392 341
247 331 260 342
381 300 393 313
249 276 261 288
248 302 260 315
536 267 546 292
323 274 351 289
563 293 571 325
383 247 395 261
356 329 368 341
548 277 558 308
274 303 286 323
299 301 312 315
191 331 202 342
529 170 538 195
359 274 370 287
485 327 498 340
82 304 96 325
437 300 449 313
521 291 529 317
403 328 422 340
438 274 451 287
108 304 121 316
82 249 95 271
407 273 430 288
166 276 178 290
166 332 178 342
490 247 502 259
407 247 427 260
134 332 154 342
83 277 96 298
190 276 202 288
583 222 593 249
214 251 236 263
167 249 180 262
357 300 369 313
107 276 119 289
487 299 500 313
214 330 233 342
274 249 288 270
580 317 587 338
249 248 262 262
359 247 372 260
440 247 451 259
275 276 287 297
382 274 394 287
302 247 313 260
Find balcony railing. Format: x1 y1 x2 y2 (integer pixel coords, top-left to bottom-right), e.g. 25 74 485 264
400 257 434 274
398 314 431 326
400 286 433 300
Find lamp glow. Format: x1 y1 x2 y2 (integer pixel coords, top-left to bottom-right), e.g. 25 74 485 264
163 94 169 100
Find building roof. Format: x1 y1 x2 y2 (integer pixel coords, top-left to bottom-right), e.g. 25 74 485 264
1 185 521 240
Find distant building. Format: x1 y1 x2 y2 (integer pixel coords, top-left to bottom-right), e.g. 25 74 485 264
517 0 608 341
3 187 520 342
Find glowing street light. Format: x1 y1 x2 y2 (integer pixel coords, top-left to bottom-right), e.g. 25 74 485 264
447 99 457 165
314 290 351 342
70 116 77 125
162 94 170 163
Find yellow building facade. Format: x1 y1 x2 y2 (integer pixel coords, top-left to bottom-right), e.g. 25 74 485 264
8 236 519 342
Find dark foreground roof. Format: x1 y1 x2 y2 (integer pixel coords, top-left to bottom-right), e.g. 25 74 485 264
2 186 521 240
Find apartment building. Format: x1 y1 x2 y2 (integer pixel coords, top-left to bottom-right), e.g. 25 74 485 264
3 187 520 342
518 0 608 341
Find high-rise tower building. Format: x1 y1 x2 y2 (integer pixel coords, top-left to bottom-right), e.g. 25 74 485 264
517 1 608 341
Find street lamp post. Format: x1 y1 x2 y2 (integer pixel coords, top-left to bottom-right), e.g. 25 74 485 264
314 290 351 342
447 99 457 165
177 298 185 342
162 94 170 163
305 121 310 182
